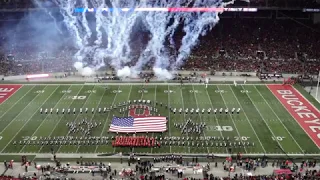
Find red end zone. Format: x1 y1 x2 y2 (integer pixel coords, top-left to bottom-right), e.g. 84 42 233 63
0 85 22 104
267 85 320 148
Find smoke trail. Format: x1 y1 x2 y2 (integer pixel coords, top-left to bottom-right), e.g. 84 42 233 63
91 0 143 70
32 0 63 35
173 0 227 68
45 0 242 77
80 0 92 46
132 0 183 79
53 0 83 49
92 0 105 46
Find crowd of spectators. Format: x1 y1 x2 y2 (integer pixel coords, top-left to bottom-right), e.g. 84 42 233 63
182 19 320 74
1 155 320 180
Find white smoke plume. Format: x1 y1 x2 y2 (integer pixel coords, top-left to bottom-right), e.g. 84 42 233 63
74 62 94 76
116 66 131 79
35 0 243 79
153 67 173 80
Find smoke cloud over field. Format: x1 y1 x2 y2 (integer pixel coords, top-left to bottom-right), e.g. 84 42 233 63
3 0 242 78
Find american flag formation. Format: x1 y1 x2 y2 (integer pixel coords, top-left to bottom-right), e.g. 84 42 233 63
109 116 167 133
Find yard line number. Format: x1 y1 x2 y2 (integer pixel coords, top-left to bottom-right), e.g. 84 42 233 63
35 90 45 93
164 90 174 93
207 126 233 131
0 136 2 140
61 90 71 93
112 90 122 93
189 90 199 93
65 96 87 100
234 136 250 141
215 90 225 93
240 90 251 93
272 136 285 141
138 90 148 93
86 90 96 93
22 136 37 141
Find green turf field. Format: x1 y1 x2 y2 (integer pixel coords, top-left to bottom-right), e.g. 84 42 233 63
0 83 319 156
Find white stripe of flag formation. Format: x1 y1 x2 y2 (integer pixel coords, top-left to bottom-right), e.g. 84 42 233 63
109 116 167 133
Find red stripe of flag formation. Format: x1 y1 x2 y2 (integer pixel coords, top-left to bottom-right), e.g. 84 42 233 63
112 136 160 147
109 116 167 133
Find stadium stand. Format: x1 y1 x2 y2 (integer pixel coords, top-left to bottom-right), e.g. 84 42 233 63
0 1 319 179
0 18 319 75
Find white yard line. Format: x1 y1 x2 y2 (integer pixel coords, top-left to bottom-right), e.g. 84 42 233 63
191 84 209 154
37 85 84 153
75 86 106 153
216 85 248 153
0 85 49 135
0 85 57 153
228 86 266 153
94 85 121 153
254 86 304 153
19 85 71 152
56 85 96 152
240 85 285 151
151 85 157 154
131 84 146 153
113 85 132 154
167 85 172 153
204 87 228 153
0 86 36 121
179 86 190 153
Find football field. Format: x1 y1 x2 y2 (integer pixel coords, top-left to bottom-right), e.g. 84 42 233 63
0 83 319 156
